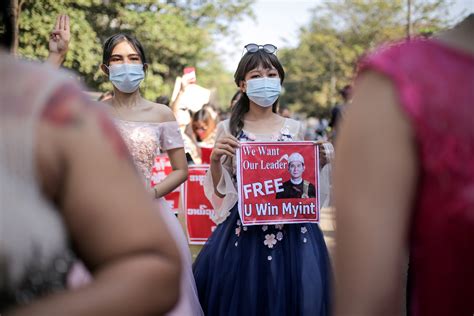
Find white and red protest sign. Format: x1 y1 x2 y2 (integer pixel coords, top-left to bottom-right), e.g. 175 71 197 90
150 154 180 214
183 166 216 244
236 142 319 226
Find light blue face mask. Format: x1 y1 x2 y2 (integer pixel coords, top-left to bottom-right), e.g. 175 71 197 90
246 77 281 107
108 63 145 93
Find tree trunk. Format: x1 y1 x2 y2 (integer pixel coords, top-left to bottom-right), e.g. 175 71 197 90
8 0 23 55
406 0 413 39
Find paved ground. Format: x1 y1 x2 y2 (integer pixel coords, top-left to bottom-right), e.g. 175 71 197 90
319 206 336 258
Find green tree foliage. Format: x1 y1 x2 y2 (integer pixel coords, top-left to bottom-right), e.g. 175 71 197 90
17 0 253 103
279 0 454 118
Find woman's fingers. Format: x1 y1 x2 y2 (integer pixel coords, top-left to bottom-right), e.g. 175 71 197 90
64 15 70 31
59 15 64 31
212 143 237 160
215 148 235 158
211 136 241 161
218 136 240 149
54 15 61 31
215 143 236 155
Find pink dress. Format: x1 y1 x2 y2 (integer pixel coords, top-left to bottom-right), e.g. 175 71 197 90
69 119 204 315
360 39 474 315
113 119 204 316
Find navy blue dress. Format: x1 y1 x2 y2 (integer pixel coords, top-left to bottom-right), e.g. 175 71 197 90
193 121 332 315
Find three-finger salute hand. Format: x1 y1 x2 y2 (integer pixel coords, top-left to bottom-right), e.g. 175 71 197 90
49 14 70 56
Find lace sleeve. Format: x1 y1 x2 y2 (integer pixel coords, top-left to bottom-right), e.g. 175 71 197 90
283 118 304 141
295 121 305 141
159 121 184 151
203 121 238 224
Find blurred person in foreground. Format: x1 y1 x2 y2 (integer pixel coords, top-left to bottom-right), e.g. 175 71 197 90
334 14 474 316
0 7 181 316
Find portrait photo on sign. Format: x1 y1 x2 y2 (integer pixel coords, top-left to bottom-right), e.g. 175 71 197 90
275 152 316 199
236 141 319 226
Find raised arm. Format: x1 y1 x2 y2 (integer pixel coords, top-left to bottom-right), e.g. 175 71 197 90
46 14 70 68
170 75 193 114
334 71 417 315
6 84 181 316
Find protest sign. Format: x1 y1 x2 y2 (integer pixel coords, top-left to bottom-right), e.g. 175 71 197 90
150 154 180 214
171 74 211 114
236 142 319 225
184 165 216 244
199 145 213 164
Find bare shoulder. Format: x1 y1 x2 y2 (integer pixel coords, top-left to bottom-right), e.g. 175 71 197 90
146 100 177 123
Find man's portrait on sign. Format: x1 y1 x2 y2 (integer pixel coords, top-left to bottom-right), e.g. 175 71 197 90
276 152 316 199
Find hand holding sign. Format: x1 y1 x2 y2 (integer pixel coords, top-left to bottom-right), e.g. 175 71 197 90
210 135 240 162
316 140 335 167
237 142 320 225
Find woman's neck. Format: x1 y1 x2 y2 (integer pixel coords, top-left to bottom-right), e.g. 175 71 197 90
112 88 142 108
244 101 275 121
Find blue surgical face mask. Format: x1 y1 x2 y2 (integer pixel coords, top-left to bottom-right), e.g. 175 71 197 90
246 77 281 107
108 63 145 93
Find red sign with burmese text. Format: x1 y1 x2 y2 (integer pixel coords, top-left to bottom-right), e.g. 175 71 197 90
184 165 216 244
237 142 319 225
150 154 180 214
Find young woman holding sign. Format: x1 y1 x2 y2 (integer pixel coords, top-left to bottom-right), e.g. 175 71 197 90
193 44 331 315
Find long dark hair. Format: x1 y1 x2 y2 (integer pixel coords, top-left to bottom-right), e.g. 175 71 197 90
102 33 147 66
229 50 285 137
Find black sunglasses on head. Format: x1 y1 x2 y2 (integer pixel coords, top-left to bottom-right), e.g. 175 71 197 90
244 43 278 54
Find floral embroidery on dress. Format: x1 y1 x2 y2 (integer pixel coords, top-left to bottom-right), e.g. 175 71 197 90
267 255 273 261
233 121 300 253
276 231 283 241
303 237 307 243
247 132 257 141
237 130 255 142
301 226 308 234
264 234 277 248
280 126 290 135
279 125 293 141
